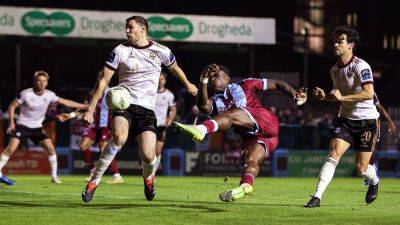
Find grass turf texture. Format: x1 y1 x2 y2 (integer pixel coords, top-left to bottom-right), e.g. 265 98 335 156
0 176 399 225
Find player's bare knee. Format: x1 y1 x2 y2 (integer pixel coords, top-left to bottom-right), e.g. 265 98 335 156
111 134 127 147
356 162 368 175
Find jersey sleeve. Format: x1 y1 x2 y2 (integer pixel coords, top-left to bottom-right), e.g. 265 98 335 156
50 91 60 103
168 92 176 107
240 78 268 92
160 46 176 67
105 45 122 71
15 91 25 104
355 62 374 86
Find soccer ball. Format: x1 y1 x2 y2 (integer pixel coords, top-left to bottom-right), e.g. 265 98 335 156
106 86 132 110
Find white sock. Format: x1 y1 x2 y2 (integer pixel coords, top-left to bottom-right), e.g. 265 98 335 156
91 141 121 185
155 155 162 170
197 120 218 135
48 155 58 178
314 157 338 199
0 153 10 177
142 157 158 180
362 164 380 185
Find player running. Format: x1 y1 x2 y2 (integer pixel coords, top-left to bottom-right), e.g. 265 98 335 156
0 71 87 185
81 15 197 203
154 71 177 171
305 26 380 208
173 63 307 202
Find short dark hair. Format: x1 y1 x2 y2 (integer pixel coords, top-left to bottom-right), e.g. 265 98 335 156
218 65 231 77
126 15 149 32
331 26 359 50
160 71 167 78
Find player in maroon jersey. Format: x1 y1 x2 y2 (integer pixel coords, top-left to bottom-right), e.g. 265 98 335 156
173 63 307 202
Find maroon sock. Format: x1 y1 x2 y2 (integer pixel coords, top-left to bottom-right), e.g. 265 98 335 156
202 120 216 133
239 173 255 186
81 149 94 169
109 159 119 175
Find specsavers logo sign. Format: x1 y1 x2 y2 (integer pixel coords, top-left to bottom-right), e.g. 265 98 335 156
0 6 275 45
148 16 193 40
21 11 75 36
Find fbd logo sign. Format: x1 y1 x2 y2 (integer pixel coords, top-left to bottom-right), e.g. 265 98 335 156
21 11 75 36
147 16 193 40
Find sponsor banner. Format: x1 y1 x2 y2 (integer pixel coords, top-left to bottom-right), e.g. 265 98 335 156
185 151 270 176
288 151 355 177
0 6 275 44
1 147 50 174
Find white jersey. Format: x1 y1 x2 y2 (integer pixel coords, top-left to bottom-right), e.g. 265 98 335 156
15 88 60 128
155 89 175 126
105 41 176 111
330 56 379 120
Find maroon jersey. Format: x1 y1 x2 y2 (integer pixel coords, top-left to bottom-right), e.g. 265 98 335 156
210 78 267 115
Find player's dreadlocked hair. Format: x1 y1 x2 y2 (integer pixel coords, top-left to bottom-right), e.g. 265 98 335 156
126 15 149 33
331 26 360 50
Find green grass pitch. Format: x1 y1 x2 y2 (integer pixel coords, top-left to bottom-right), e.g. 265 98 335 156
0 175 399 225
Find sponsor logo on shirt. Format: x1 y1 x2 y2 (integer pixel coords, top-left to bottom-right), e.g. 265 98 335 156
149 52 156 60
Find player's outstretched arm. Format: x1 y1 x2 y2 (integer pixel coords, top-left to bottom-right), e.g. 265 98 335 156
6 100 21 134
167 61 198 96
267 79 307 105
376 103 397 134
84 67 114 124
58 98 88 110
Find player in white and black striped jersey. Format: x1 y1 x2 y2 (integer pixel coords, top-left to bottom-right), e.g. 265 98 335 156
306 26 380 207
0 71 88 185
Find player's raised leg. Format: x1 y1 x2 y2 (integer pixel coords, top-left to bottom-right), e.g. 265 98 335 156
136 131 157 201
82 116 128 203
0 138 20 185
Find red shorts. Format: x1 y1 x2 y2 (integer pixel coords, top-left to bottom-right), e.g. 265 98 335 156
242 107 279 137
241 107 279 157
242 135 279 158
83 127 111 143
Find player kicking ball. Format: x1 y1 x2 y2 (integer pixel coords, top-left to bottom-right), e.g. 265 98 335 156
173 64 307 202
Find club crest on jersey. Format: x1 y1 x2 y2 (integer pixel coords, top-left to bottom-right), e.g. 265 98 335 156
347 71 355 78
149 52 156 60
361 69 372 81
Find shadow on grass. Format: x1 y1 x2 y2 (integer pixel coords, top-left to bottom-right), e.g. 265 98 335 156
0 201 226 212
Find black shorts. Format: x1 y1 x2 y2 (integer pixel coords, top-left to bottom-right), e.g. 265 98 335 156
11 125 49 145
156 126 167 142
112 104 157 140
334 117 379 152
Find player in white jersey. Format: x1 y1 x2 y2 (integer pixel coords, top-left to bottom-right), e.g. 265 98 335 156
0 71 88 185
305 26 380 207
81 15 197 203
154 71 177 171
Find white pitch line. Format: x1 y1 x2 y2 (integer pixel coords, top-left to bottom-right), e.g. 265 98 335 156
0 189 132 200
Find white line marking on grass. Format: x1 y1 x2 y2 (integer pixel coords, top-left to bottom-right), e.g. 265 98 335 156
0 189 132 200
